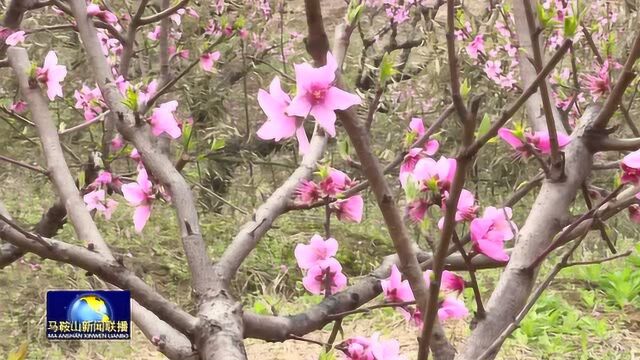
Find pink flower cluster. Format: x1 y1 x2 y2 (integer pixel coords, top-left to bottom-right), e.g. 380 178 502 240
83 171 118 220
498 127 572 158
400 120 518 261
400 130 470 225
295 234 347 295
340 333 406 360
74 84 106 122
256 52 361 154
619 150 640 224
121 167 156 233
462 15 519 90
470 207 517 261
583 60 621 101
381 265 468 327
296 167 364 223
36 51 67 101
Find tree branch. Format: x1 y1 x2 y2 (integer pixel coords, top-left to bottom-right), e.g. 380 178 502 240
138 0 189 25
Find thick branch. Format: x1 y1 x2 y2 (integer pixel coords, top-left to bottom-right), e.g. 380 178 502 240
0 214 198 336
216 132 326 283
458 105 601 360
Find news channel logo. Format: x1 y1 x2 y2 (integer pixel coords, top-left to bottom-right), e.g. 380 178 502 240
46 290 131 340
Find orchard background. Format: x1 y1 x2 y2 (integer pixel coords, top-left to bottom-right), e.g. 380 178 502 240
1 0 640 359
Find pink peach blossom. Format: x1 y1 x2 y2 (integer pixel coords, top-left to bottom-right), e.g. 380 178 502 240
407 199 429 223
121 168 154 232
5 30 25 46
441 270 465 293
412 156 457 191
466 34 484 60
381 264 415 303
621 150 640 184
470 206 517 261
302 257 347 295
200 51 221 72
87 4 118 24
83 189 118 220
256 77 309 153
150 100 182 139
334 195 364 223
437 296 469 321
294 234 338 270
287 52 361 136
9 100 27 113
36 51 67 101
110 135 124 152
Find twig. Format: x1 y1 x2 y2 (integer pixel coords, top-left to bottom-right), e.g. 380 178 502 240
143 37 226 111
0 154 48 176
581 183 616 253
287 334 330 347
581 24 640 136
522 0 563 181
138 0 189 25
451 231 485 319
119 0 149 76
324 319 342 353
327 301 416 320
477 232 593 360
0 213 51 248
418 2 475 358
190 181 248 215
527 184 624 270
58 111 110 135
565 250 631 267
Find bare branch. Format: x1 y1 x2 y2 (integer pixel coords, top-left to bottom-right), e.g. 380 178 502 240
0 154 48 175
119 0 150 76
522 0 563 180
0 212 198 337
593 137 640 152
216 132 327 283
138 0 189 25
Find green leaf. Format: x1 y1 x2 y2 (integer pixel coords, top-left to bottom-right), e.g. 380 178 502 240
318 350 336 360
476 113 491 139
28 62 37 79
338 137 351 160
252 301 269 315
77 170 86 189
536 3 554 28
182 122 193 150
606 32 616 55
346 0 364 24
8 342 28 360
379 52 397 85
613 173 621 188
316 164 330 179
210 138 226 151
234 16 246 30
404 131 417 148
122 87 139 112
563 15 578 37
461 78 471 99
404 179 419 201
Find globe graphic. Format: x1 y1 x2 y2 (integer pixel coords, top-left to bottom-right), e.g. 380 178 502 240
68 294 112 322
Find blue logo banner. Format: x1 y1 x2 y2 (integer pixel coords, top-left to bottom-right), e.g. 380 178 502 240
46 290 131 340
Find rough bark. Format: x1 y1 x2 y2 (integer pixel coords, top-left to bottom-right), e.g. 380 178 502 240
67 1 247 358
